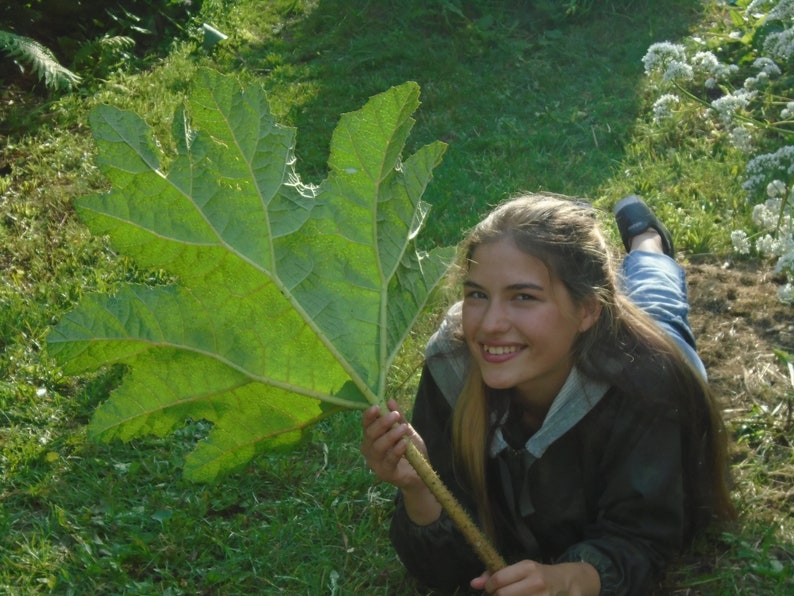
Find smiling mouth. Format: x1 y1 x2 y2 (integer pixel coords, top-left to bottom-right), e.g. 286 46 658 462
482 344 523 356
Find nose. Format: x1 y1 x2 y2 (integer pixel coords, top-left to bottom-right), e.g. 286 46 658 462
480 299 510 334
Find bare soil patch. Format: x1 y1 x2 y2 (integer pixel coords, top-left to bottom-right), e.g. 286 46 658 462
687 257 793 420
666 257 794 592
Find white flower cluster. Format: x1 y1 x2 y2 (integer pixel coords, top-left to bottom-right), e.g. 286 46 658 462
642 42 693 83
642 43 743 87
733 188 794 302
748 0 794 20
651 94 680 123
646 2 794 303
734 184 794 302
730 125 755 153
744 57 782 89
766 28 794 60
771 0 794 20
731 230 752 254
731 191 794 254
777 282 794 303
642 42 772 145
692 50 740 87
709 88 757 127
743 145 794 195
751 0 794 60
773 246 794 303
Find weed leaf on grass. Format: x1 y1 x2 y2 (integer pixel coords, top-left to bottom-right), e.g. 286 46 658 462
47 68 452 482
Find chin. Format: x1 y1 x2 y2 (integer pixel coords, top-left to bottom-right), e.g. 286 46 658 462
481 375 517 390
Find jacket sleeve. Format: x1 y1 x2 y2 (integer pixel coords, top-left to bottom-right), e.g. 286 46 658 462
553 398 686 596
389 364 483 591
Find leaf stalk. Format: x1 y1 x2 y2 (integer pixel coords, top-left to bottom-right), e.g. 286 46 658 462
403 438 507 573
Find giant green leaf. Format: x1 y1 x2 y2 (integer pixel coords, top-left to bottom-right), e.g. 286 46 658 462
47 69 453 482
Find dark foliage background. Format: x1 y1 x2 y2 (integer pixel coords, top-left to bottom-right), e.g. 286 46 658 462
0 0 201 88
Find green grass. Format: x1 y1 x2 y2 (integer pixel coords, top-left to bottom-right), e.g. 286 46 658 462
1 0 792 593
199 0 719 245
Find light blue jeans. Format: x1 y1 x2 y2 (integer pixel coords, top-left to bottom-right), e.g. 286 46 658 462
620 251 707 380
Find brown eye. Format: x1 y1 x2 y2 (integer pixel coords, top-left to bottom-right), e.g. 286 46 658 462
464 289 487 300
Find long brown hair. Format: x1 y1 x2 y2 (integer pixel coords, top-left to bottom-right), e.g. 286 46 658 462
451 193 736 540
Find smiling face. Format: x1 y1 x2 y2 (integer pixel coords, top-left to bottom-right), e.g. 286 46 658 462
462 238 599 414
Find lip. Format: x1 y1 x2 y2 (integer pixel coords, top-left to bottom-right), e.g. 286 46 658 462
480 343 525 363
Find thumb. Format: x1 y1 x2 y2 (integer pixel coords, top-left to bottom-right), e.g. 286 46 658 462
470 571 490 591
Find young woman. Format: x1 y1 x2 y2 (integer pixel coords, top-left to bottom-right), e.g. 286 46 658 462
361 194 735 595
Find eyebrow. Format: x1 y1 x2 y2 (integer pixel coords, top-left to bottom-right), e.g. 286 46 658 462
463 280 545 292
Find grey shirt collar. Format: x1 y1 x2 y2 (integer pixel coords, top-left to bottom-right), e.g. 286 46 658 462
490 367 610 459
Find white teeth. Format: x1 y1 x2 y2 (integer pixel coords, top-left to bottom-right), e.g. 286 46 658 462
483 345 519 355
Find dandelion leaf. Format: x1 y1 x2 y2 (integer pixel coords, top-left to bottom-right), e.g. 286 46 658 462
47 69 451 482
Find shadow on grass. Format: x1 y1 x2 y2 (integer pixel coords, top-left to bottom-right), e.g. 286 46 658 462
235 0 705 245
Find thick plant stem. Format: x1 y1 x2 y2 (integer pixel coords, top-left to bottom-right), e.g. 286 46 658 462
403 439 507 573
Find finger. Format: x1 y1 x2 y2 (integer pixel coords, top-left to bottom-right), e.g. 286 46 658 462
387 401 410 426
361 408 393 459
376 421 411 456
363 408 396 439
364 424 410 481
373 409 402 438
470 571 489 591
364 418 408 464
485 561 543 595
361 404 382 429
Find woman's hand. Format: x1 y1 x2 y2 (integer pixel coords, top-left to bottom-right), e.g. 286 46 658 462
361 399 442 525
360 399 425 489
470 560 600 596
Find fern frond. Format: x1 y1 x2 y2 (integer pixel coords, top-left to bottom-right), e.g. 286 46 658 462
100 35 136 51
0 30 81 91
72 34 135 75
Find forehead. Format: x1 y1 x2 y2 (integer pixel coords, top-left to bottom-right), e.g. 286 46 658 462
467 239 551 283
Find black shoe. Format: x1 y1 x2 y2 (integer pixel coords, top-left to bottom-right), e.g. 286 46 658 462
613 195 675 257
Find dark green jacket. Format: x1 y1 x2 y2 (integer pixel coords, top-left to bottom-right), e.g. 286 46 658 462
390 306 696 595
